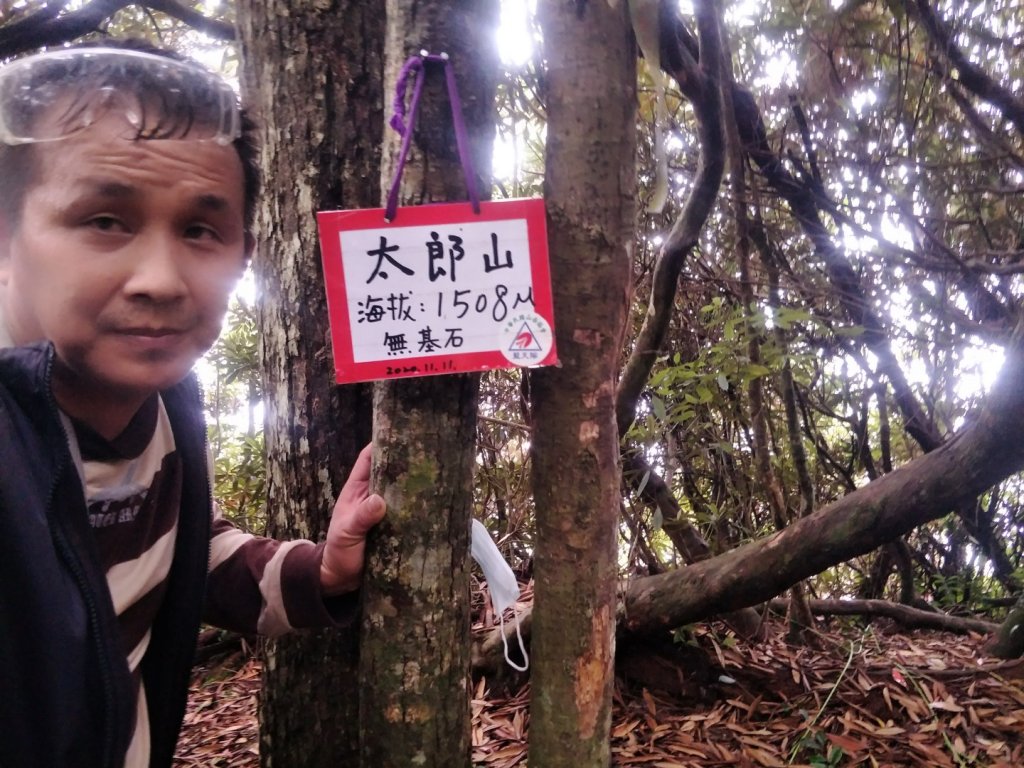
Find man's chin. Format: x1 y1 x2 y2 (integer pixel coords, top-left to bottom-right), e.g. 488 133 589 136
61 360 194 398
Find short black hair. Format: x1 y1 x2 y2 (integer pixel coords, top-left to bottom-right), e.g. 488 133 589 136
0 38 260 232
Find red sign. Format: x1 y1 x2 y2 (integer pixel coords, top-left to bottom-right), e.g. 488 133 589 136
317 198 557 384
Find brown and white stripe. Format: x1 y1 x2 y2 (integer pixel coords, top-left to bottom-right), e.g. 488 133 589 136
66 392 335 768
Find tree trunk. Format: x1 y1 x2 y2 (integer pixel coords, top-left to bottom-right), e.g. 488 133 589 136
528 2 636 766
357 3 498 766
988 594 1024 659
236 3 384 765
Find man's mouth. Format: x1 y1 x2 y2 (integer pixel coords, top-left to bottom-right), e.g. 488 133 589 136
118 327 185 337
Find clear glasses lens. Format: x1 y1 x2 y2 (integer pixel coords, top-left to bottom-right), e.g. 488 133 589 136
0 48 240 146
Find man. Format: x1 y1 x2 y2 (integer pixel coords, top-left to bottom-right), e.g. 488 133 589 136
0 43 385 767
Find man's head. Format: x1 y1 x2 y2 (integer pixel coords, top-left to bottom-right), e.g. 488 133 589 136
0 42 260 436
0 40 260 230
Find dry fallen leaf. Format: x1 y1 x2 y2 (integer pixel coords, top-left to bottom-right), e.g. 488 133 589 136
175 618 1024 768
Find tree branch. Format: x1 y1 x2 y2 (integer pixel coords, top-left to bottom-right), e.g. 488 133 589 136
0 0 234 60
901 0 1024 138
732 86 942 454
143 0 234 40
620 317 1024 638
615 0 726 439
767 597 998 635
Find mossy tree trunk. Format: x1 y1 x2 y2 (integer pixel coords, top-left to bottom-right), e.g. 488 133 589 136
236 3 384 766
527 1 636 766
358 2 499 766
988 595 1024 659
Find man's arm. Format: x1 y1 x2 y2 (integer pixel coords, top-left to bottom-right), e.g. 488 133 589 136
203 444 385 636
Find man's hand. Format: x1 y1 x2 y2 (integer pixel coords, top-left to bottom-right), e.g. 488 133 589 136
320 444 386 596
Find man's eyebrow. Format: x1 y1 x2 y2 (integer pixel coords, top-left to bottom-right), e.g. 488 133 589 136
75 179 136 199
68 183 233 213
194 193 231 212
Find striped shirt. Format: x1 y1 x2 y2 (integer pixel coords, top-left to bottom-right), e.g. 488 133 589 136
68 393 333 768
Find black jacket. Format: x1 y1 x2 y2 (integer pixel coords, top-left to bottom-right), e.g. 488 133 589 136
0 343 212 768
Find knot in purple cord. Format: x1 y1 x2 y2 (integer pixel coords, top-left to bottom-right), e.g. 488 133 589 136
385 52 480 222
389 56 425 136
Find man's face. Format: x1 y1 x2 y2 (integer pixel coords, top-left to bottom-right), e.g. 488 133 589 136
0 111 249 403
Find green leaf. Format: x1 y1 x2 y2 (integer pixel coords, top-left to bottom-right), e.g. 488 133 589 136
744 363 772 378
651 395 667 421
637 470 651 496
716 374 729 391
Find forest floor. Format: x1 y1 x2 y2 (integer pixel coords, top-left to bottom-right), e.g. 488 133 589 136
175 611 1024 767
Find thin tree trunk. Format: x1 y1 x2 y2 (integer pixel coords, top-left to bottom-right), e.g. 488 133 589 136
236 3 383 765
362 378 479 767
358 3 498 766
528 1 635 765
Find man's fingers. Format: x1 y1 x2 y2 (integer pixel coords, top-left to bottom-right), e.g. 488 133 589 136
338 444 374 503
320 446 384 594
321 493 386 594
331 493 386 547
351 493 386 535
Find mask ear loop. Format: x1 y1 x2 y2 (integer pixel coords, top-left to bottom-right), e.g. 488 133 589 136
498 607 529 672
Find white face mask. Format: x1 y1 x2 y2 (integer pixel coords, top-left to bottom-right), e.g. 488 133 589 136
470 518 529 671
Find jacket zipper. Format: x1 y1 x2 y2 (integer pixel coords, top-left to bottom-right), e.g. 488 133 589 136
196 376 215 576
43 346 123 768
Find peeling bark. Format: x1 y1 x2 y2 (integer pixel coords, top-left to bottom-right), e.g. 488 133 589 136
528 1 636 765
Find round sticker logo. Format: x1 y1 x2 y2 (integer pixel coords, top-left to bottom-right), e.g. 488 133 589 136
499 311 554 367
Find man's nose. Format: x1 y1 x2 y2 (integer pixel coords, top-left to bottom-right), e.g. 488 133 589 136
122 233 189 302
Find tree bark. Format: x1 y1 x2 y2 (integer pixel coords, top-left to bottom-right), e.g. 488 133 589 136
236 3 383 765
358 3 498 766
987 594 1024 659
528 1 635 766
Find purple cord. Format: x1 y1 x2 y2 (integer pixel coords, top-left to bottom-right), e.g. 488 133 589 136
385 53 481 222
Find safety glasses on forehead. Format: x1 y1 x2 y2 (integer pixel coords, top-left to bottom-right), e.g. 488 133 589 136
0 47 240 146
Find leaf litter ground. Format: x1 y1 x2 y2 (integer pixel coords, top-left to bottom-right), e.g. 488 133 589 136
176 615 1024 767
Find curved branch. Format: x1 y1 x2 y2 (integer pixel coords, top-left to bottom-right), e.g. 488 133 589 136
614 0 726 438
902 0 1024 138
620 317 1024 638
0 0 234 60
143 0 234 40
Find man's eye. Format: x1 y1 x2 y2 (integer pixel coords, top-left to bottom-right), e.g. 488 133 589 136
86 216 127 232
185 224 220 241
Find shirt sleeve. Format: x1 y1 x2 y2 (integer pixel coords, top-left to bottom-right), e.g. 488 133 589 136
200 456 358 636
